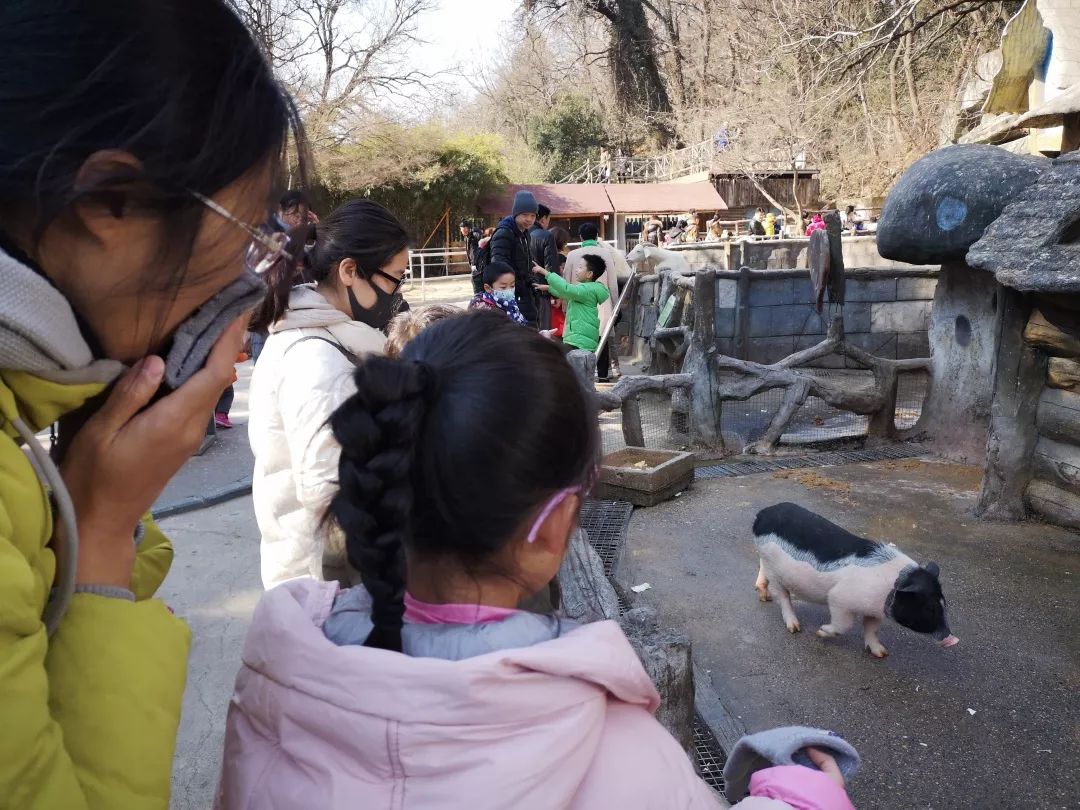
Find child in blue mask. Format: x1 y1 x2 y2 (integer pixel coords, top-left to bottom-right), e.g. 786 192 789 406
468 260 527 325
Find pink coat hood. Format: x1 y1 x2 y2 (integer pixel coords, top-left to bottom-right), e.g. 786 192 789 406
216 579 722 809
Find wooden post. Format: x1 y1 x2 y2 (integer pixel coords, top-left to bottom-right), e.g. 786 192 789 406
618 607 695 757
566 349 597 391
733 266 752 360
977 288 1045 520
622 395 646 447
867 367 899 439
685 270 721 448
444 212 451 276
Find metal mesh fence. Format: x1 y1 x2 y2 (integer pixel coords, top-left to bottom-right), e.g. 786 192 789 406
603 370 929 454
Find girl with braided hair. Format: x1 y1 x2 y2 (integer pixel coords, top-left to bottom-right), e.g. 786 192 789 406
218 312 851 809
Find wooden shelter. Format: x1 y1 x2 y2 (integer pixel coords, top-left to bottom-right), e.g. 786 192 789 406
479 182 726 249
710 169 821 214
966 150 1080 528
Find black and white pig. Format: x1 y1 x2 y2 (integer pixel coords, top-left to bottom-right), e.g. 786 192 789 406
752 502 959 658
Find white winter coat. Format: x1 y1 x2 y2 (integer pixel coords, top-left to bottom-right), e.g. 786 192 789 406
248 285 386 588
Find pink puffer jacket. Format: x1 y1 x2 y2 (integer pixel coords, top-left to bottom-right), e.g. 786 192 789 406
215 580 846 809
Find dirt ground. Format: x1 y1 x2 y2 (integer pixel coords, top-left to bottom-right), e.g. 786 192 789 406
620 458 1080 810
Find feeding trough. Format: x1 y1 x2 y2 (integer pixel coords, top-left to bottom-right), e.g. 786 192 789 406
597 447 695 507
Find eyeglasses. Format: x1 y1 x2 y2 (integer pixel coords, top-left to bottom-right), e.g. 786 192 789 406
189 189 291 276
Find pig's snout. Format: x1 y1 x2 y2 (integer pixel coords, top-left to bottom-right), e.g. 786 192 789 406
939 634 960 648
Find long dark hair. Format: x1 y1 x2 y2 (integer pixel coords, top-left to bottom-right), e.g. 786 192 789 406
549 226 571 253
327 312 598 652
0 1 307 284
252 199 409 330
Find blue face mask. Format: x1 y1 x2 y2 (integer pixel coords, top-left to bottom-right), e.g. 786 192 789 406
492 288 516 303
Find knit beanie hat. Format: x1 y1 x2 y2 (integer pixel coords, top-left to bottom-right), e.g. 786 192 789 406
722 725 860 802
512 190 539 216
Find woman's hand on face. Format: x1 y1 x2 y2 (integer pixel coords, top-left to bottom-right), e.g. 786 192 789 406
60 317 247 588
805 748 844 788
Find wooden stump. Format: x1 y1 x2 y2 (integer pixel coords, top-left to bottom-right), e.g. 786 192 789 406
618 607 696 758
557 528 621 622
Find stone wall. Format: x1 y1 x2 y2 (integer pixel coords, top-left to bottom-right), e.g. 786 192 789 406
630 267 939 368
671 236 925 272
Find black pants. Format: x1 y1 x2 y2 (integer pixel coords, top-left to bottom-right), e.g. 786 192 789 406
536 294 551 331
596 342 611 380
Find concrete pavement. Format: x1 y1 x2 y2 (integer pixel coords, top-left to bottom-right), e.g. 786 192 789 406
154 361 254 517
159 497 262 810
619 458 1080 810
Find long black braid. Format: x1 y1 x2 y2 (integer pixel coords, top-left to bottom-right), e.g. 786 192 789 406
327 356 434 652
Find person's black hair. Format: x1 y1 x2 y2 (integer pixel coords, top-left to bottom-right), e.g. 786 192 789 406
550 226 571 253
583 253 606 280
482 259 516 288
846 205 856 214
0 1 307 283
557 254 567 268
327 312 598 652
537 203 551 220
459 219 472 228
578 222 599 241
252 198 409 330
280 190 309 211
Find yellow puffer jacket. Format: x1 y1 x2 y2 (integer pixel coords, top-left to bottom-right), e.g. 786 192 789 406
0 368 191 809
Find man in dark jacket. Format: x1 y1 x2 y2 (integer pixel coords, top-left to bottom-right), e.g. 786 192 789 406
489 190 543 327
529 203 559 330
460 220 484 293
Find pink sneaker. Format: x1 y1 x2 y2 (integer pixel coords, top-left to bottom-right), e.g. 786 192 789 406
214 412 233 430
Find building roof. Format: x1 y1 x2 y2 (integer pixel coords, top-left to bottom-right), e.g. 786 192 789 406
604 181 727 214
479 184 613 217
967 151 1080 292
478 181 727 218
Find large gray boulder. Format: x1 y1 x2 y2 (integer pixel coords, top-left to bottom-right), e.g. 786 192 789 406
877 145 1044 265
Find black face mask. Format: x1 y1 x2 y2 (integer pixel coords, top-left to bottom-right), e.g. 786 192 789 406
347 277 401 331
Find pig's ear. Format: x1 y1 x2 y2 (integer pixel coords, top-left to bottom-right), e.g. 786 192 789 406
925 561 941 578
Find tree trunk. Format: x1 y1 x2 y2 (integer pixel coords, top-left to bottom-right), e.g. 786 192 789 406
685 270 721 448
976 288 1044 520
585 0 675 146
915 264 999 463
903 29 921 122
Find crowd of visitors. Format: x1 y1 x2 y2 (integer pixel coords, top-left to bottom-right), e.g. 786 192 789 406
0 2 859 808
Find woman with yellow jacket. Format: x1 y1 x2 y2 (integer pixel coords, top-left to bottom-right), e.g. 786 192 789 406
0 1 305 806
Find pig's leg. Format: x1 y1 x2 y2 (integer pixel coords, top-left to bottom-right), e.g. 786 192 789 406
755 560 772 602
862 617 888 658
777 587 801 633
815 603 855 639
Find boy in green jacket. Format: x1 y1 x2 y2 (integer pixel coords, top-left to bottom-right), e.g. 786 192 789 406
535 253 611 352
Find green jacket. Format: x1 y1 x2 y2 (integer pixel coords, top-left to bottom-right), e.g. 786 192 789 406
545 272 611 352
0 247 190 808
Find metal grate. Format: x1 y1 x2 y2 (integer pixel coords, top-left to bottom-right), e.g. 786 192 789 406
578 499 729 793
693 714 727 793
579 499 634 575
696 443 924 479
